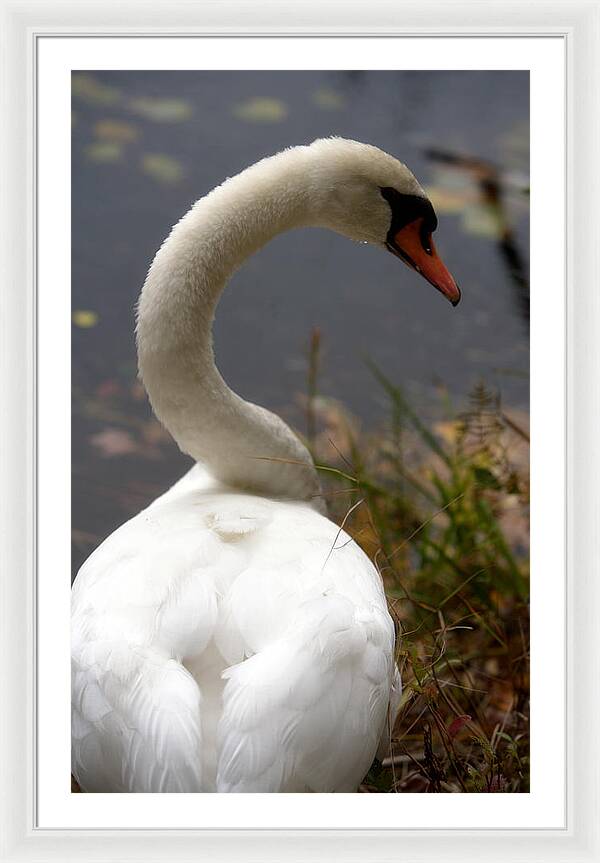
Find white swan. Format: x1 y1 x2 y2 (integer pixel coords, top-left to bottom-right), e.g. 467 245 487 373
71 138 460 793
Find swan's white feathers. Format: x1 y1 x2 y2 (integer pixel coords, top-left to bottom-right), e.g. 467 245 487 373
216 598 390 792
72 644 204 792
72 470 396 792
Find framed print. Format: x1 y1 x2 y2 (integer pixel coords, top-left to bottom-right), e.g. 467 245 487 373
1 1 599 861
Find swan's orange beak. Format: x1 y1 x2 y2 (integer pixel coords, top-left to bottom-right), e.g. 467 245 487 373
388 218 461 306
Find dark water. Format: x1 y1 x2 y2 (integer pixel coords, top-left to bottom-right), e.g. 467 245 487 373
71 70 529 579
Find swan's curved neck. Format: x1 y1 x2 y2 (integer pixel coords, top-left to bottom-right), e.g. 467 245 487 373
137 146 323 502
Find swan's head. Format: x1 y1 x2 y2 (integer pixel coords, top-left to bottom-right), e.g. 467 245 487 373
307 138 460 306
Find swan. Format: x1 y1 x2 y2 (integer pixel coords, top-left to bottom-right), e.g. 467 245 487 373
71 137 460 793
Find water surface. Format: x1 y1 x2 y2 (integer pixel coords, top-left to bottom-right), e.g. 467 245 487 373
71 70 529 578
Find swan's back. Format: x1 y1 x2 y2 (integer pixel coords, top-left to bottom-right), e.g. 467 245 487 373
71 466 398 792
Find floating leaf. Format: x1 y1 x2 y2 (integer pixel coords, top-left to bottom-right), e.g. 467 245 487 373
71 528 99 548
313 88 345 110
233 97 287 123
85 141 123 163
72 73 121 106
95 379 122 399
90 427 138 457
72 310 99 328
140 153 184 184
129 97 192 122
94 119 139 143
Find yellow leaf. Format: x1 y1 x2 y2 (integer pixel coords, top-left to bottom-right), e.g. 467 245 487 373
85 141 123 163
94 119 139 143
141 154 184 184
72 73 121 106
129 97 192 122
313 88 345 110
233 97 287 123
72 310 99 328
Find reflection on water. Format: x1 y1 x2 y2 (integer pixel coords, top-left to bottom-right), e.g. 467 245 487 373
71 70 529 579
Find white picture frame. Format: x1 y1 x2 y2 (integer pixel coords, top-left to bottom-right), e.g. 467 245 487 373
1 1 598 860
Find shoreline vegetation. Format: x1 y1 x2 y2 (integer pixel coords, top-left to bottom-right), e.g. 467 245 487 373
304 330 530 793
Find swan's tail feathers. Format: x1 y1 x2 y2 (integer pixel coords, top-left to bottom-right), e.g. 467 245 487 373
216 595 394 793
71 644 204 793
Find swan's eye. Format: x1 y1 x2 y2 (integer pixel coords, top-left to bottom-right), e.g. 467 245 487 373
421 230 433 256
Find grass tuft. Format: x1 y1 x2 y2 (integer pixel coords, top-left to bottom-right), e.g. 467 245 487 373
306 349 530 793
